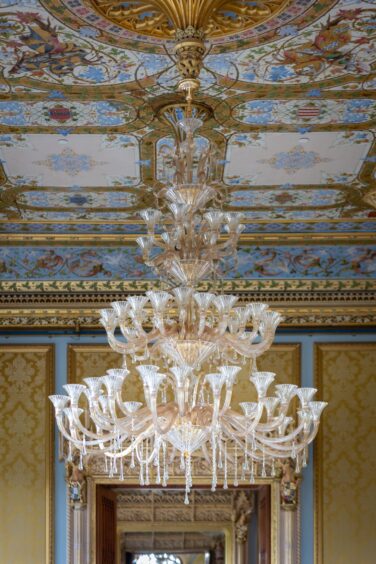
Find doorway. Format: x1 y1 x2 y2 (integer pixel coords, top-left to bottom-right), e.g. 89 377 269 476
95 486 271 564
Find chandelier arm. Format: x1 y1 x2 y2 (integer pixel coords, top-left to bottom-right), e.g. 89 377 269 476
253 414 286 432
89 398 120 430
222 333 275 358
152 313 167 335
90 403 152 438
255 422 307 444
244 322 261 344
108 398 130 430
220 386 235 415
105 329 137 354
130 316 148 338
56 415 81 444
71 406 121 440
105 428 154 460
108 325 175 356
222 420 300 460
252 440 296 459
56 415 115 448
245 404 264 431
252 435 304 458
150 399 179 435
199 406 215 427
221 405 264 435
220 423 264 462
118 321 132 340
211 396 221 429
190 370 205 409
257 422 319 448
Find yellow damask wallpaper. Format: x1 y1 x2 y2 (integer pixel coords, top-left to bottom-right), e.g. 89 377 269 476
0 345 54 563
314 343 376 564
68 343 300 407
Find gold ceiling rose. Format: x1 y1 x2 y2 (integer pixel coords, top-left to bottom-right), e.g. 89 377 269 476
90 0 288 39
91 0 288 87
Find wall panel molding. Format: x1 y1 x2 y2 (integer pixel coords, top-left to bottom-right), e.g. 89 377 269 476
0 344 54 563
314 343 376 564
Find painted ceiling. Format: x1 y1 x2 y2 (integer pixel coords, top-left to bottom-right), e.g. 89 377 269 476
0 0 375 327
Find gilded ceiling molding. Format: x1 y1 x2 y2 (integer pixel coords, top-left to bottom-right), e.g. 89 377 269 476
39 0 337 54
1 280 375 328
89 0 289 39
1 279 374 293
0 232 375 245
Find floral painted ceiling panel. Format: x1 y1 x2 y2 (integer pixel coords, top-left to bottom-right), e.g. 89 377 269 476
223 132 372 185
0 134 140 187
0 0 375 291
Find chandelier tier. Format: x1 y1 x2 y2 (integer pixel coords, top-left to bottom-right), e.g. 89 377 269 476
50 73 327 506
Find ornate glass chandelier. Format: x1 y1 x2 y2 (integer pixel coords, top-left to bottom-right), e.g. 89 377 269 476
49 108 326 502
49 14 327 503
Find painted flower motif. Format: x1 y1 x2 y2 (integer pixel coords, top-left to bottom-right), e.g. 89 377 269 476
79 26 100 38
259 146 330 174
268 66 295 82
56 128 72 137
235 100 276 124
307 89 322 98
67 194 89 206
48 90 65 99
77 66 106 83
278 25 299 37
243 71 256 81
273 192 294 205
35 148 106 176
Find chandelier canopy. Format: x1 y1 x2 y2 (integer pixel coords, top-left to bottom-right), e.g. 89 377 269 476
49 22 327 504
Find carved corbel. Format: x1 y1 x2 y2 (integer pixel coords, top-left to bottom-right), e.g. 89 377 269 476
279 458 300 511
65 453 87 506
233 490 255 543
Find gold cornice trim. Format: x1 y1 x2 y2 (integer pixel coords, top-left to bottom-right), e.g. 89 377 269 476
1 232 375 245
1 279 374 293
0 218 374 225
1 305 376 329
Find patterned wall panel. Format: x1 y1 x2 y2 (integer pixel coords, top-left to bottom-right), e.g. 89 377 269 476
314 343 376 564
68 343 300 408
0 345 54 563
